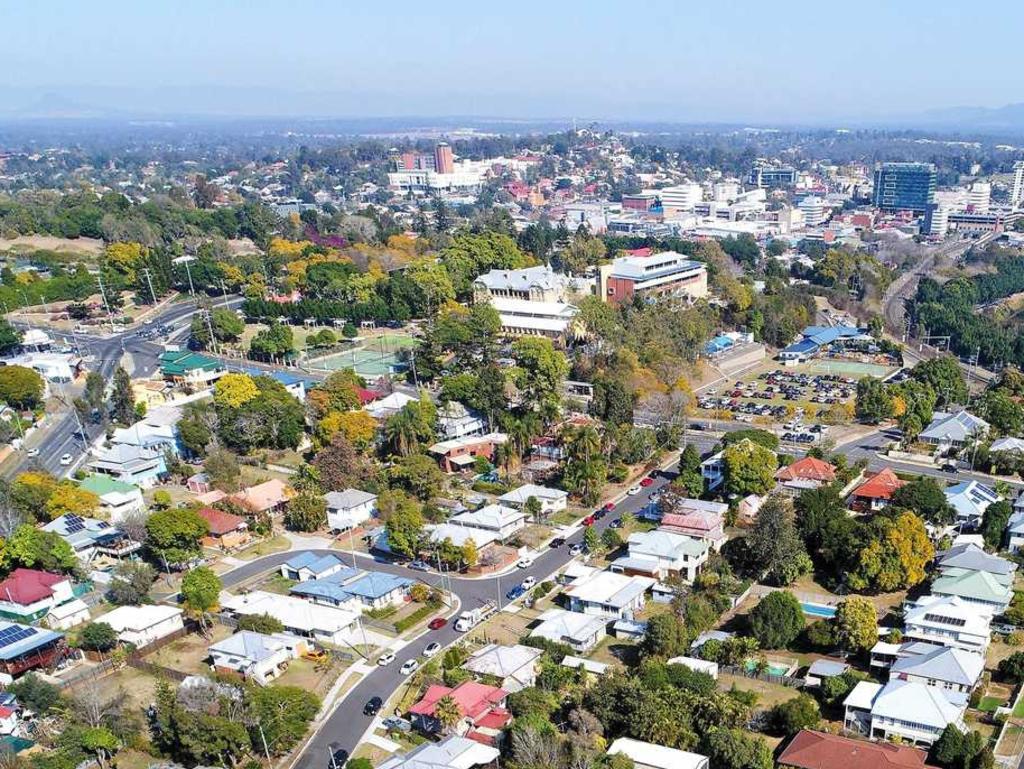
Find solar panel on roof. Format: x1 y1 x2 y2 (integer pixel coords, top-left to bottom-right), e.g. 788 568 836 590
0 626 36 646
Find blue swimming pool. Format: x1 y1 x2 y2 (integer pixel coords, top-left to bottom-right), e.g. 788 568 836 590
801 602 837 619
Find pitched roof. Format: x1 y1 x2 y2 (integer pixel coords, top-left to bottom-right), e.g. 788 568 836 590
463 644 542 679
232 479 291 511
776 456 837 483
196 507 247 536
376 736 499 769
937 543 1016 576
606 738 708 769
870 680 968 729
945 481 999 521
891 647 984 688
852 468 904 500
920 410 989 443
209 630 295 663
0 621 63 660
79 474 139 497
779 729 937 769
408 681 508 722
284 551 345 574
0 569 67 605
325 489 377 510
931 568 1012 604
159 350 222 375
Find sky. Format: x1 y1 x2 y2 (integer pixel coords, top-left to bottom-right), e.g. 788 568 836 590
2 0 1022 124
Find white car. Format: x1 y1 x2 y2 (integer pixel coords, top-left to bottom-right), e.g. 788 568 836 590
59 454 73 466
400 659 419 676
26 448 39 458
423 642 441 658
377 651 396 666
626 485 642 496
521 576 536 591
517 556 534 569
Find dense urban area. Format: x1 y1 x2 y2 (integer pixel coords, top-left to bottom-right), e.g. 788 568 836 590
2 119 1024 769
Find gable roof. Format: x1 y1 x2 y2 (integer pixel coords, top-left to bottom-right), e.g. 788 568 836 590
196 507 247 536
463 644 542 680
945 481 999 521
931 568 1012 604
937 543 1016 576
408 680 508 722
324 489 377 510
919 410 989 443
498 483 568 505
209 630 292 663
232 479 291 511
871 679 968 728
0 569 67 605
159 350 222 376
79 474 139 498
377 736 499 769
531 608 606 643
776 456 837 483
852 468 904 500
891 647 984 688
779 729 937 769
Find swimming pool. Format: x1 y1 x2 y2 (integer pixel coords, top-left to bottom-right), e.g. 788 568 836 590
801 601 837 619
744 658 795 676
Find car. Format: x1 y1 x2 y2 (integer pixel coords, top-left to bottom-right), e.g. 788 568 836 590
610 518 623 529
408 560 430 571
59 454 72 466
25 448 39 458
569 543 584 556
941 462 959 474
400 659 419 676
549 537 566 548
517 555 534 569
521 576 537 591
602 502 616 512
626 485 642 496
381 716 411 733
363 696 383 716
639 478 654 488
377 651 396 666
428 617 447 630
328 744 349 769
301 648 329 663
582 515 595 526
506 585 526 601
593 508 606 520
423 642 441 657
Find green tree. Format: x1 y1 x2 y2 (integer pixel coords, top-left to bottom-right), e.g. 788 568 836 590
701 727 773 769
210 307 245 342
388 452 445 500
8 672 62 715
0 319 22 354
771 693 820 736
237 613 285 634
382 491 425 558
848 511 934 592
722 440 778 496
583 525 600 553
0 365 45 409
998 651 1024 682
284 492 327 532
747 495 811 586
642 612 688 658
6 523 77 572
855 377 894 423
110 366 135 425
748 591 805 649
246 685 321 755
512 336 569 420
78 622 118 652
911 356 967 408
524 496 543 523
181 566 221 624
890 476 955 524
109 560 156 605
832 596 877 652
434 694 463 735
981 500 1012 551
145 507 209 567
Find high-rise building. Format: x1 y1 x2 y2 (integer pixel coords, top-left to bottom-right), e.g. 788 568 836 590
434 142 454 175
966 182 991 214
872 162 937 214
1011 161 1024 210
749 164 796 188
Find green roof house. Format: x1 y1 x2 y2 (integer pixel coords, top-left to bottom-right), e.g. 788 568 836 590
79 473 145 522
158 351 225 387
931 567 1013 612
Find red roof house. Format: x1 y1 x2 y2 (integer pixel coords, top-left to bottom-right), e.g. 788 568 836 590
196 507 251 550
849 468 905 511
779 730 937 769
408 681 510 738
0 569 73 621
775 457 837 494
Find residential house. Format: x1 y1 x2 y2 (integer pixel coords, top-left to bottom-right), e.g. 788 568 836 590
0 622 66 683
903 595 993 652
232 479 291 515
103 605 185 648
944 481 999 528
700 447 727 491
657 499 728 551
606 738 709 769
221 591 363 646
186 472 212 495
87 444 166 488
46 599 92 631
325 489 377 532
280 552 346 582
564 570 655 619
930 567 1012 612
0 702 19 736
775 457 837 496
42 514 140 563
437 401 487 440
426 522 499 550
1008 511 1024 553
429 432 508 473
844 679 967 746
462 644 542 693
890 646 984 693
364 391 417 420
0 569 85 627
990 436 1024 456
778 730 939 769
498 484 568 515
937 543 1016 578
196 507 251 550
530 608 607 653
561 655 609 676
376 736 499 769
110 404 183 456
449 504 527 541
291 570 413 612
804 659 850 688
158 350 225 387
618 530 709 582
208 630 309 685
407 681 510 741
666 656 719 679
870 640 948 670
919 410 989 451
78 474 144 522
849 468 905 512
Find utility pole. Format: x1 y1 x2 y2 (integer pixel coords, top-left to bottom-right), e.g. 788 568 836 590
96 274 115 332
142 267 158 306
219 279 230 308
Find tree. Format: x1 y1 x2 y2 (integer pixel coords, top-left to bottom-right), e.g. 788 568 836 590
512 336 569 420
643 612 688 658
462 538 479 568
701 727 773 769
213 373 259 408
321 409 377 451
246 685 321 755
210 307 245 342
832 596 877 652
181 566 221 626
583 525 600 553
981 500 1012 550
238 613 285 634
46 482 98 519
110 366 135 425
848 511 934 592
8 673 62 715
382 491 425 558
146 507 209 567
434 694 463 735
855 377 894 423
722 440 778 496
890 477 955 524
78 622 118 652
284 492 327 532
524 496 543 523
388 452 445 501
771 693 820 736
109 560 156 605
0 319 21 354
250 322 295 359
5 523 77 572
748 591 805 649
747 495 811 586
313 432 369 491
998 651 1024 682
911 356 967 408
0 365 44 409
602 527 623 551
204 447 241 492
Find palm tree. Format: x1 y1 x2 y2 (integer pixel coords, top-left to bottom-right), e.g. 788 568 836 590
571 425 602 463
385 411 417 456
434 694 463 735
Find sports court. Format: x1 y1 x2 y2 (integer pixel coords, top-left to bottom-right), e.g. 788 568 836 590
309 333 417 376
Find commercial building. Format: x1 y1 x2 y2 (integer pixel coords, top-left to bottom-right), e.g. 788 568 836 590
597 251 708 304
749 164 797 188
1011 161 1024 210
872 163 937 214
654 183 703 212
489 297 580 342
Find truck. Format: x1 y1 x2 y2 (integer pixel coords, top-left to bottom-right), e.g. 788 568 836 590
454 601 497 632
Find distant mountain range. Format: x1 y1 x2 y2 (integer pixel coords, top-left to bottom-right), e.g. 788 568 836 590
911 103 1024 132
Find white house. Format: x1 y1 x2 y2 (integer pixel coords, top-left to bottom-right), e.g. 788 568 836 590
103 605 185 648
222 591 363 646
607 738 709 769
462 644 542 693
844 679 967 746
530 608 607 653
437 401 487 440
944 481 999 527
1008 511 1024 553
208 630 309 685
918 410 989 451
280 552 346 582
666 656 719 680
449 504 527 541
564 571 654 619
903 595 993 652
889 646 984 693
426 523 499 549
45 599 91 631
78 475 145 522
325 489 377 532
377 736 499 769
618 530 709 582
700 449 726 491
498 484 568 515
364 391 417 420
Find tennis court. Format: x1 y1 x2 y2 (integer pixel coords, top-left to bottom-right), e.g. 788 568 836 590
310 334 418 376
806 359 893 379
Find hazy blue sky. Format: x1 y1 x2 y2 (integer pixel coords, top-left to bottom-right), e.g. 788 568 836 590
4 0 1021 122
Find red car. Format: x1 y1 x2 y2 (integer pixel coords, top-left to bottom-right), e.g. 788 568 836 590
582 515 595 526
428 617 447 630
602 502 615 512
639 478 654 488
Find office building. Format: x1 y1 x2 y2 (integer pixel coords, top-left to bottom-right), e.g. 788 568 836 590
1011 161 1024 210
872 163 937 214
434 142 454 175
749 164 797 188
597 251 708 304
655 183 703 212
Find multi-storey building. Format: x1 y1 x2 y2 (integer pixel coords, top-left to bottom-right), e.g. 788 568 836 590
597 251 707 304
872 162 937 214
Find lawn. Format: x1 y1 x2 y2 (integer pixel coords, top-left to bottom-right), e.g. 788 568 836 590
234 534 291 560
997 725 1024 757
148 625 234 675
276 656 347 697
588 635 638 669
464 606 538 648
548 509 582 527
979 696 1003 713
717 672 801 709
1014 697 1024 718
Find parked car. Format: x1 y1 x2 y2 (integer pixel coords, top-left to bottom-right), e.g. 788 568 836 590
408 560 430 572
423 642 441 658
569 543 584 556
610 518 623 529
59 454 72 465
506 585 526 601
400 659 419 676
377 651 396 666
26 448 39 458
626 485 642 496
549 537 566 548
517 555 535 569
582 515 595 526
602 502 616 512
364 696 382 716
328 745 349 769
521 576 537 591
427 617 447 630
941 462 959 473
639 478 654 488
593 508 607 520
381 716 411 733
